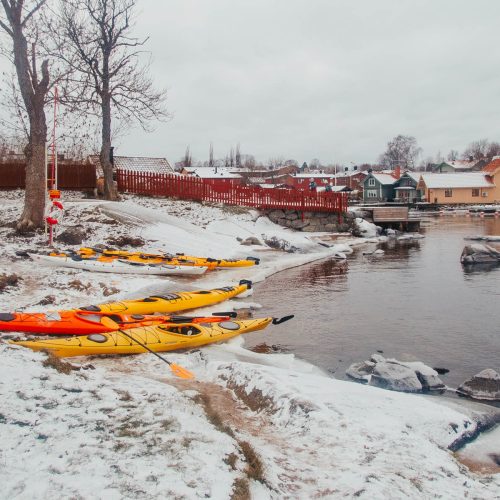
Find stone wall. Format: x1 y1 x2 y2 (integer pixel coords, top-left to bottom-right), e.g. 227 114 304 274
264 209 355 232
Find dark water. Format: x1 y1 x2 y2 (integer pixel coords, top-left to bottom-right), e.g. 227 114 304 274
249 216 500 387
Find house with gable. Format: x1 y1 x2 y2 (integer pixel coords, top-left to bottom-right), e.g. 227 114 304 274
361 170 399 202
433 158 486 173
393 171 421 203
482 157 500 202
418 173 495 204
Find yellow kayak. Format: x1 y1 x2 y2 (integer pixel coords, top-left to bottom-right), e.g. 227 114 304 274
76 247 260 268
13 317 274 357
78 280 252 315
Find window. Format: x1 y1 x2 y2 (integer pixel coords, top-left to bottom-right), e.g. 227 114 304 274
368 178 375 187
472 189 480 197
299 179 304 184
444 189 453 197
366 190 377 198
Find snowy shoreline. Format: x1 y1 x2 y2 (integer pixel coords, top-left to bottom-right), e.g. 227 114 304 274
0 192 498 498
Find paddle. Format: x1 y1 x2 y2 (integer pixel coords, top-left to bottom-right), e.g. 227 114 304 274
99 317 195 380
272 315 295 325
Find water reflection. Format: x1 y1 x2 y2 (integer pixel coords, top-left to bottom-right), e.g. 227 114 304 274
251 217 500 388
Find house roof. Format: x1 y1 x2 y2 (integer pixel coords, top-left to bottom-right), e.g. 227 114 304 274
439 160 477 171
89 155 173 175
292 173 337 179
483 157 500 173
419 173 494 189
188 167 242 179
403 171 421 183
369 173 397 185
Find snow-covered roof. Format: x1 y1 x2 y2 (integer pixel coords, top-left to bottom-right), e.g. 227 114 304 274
369 173 397 185
403 171 421 183
441 160 476 171
89 155 173 175
188 168 242 179
420 173 494 189
293 173 337 179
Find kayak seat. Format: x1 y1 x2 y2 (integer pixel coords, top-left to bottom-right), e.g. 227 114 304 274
148 294 181 301
79 305 102 312
0 312 15 322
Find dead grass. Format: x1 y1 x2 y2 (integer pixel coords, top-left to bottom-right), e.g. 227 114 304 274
239 440 265 483
106 235 145 247
42 352 78 375
230 478 251 500
68 279 92 292
0 273 21 293
99 282 120 297
193 391 267 487
224 452 238 470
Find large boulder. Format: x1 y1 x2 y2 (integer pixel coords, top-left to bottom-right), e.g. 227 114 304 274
457 369 500 401
353 218 378 238
347 354 445 393
401 361 446 391
369 361 423 393
346 360 375 383
460 244 500 264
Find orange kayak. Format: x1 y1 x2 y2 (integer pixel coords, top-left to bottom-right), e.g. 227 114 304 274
0 310 234 336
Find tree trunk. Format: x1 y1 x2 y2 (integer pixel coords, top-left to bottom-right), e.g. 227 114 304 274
17 129 47 232
100 93 119 201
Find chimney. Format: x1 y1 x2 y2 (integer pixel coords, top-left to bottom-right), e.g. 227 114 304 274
468 156 473 162
394 165 401 179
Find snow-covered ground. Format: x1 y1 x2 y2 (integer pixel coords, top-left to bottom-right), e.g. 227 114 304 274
0 191 498 498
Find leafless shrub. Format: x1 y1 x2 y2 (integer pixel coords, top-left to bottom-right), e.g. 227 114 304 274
42 352 78 375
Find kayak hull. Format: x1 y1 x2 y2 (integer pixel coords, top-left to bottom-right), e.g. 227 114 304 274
12 318 272 357
79 281 252 315
30 254 207 276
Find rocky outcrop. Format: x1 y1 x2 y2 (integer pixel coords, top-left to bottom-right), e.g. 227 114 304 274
465 235 500 242
457 369 500 401
238 236 262 246
57 227 86 245
264 209 354 233
460 244 500 265
370 362 423 393
346 354 445 393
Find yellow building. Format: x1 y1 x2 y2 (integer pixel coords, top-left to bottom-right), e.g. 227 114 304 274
418 172 497 205
482 158 500 201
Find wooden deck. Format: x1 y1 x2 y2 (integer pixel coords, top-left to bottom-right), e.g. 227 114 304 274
371 207 408 222
364 206 420 231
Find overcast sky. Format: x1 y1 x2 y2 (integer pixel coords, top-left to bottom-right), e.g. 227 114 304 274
5 0 500 166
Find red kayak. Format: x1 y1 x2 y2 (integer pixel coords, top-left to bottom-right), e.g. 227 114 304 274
0 310 233 335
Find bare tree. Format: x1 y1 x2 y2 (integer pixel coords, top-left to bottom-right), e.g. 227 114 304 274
379 135 422 170
208 142 214 169
486 141 500 158
268 156 285 169
228 147 235 169
182 145 192 169
462 139 489 161
0 0 52 231
60 0 168 200
235 143 241 169
447 150 459 161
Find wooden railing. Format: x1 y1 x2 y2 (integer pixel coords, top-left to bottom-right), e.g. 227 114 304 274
117 170 347 214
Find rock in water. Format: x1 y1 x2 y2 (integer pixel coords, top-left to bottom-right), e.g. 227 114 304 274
400 361 446 391
369 361 423 393
457 369 500 401
346 361 375 383
460 244 500 264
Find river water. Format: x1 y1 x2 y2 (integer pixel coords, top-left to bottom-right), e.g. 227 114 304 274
249 216 500 388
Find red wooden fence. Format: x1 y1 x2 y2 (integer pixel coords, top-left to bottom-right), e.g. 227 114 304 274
117 170 347 214
0 163 96 189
